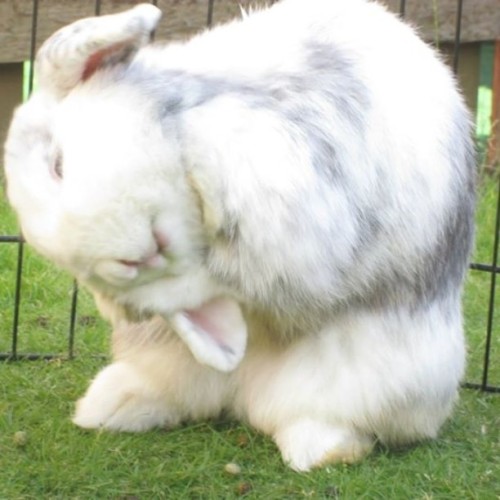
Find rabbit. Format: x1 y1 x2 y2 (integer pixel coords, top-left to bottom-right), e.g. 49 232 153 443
3 0 476 471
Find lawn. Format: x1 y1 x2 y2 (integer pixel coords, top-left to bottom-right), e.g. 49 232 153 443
0 177 499 498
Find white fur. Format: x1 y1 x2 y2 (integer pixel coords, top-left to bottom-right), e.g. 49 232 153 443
74 304 464 470
4 0 474 470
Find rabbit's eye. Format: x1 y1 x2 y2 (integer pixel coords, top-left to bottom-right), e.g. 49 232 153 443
51 151 63 180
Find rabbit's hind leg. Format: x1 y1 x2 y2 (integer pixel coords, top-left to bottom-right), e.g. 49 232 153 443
274 419 374 471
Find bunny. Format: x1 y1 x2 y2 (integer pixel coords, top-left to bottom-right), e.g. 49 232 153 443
3 0 475 471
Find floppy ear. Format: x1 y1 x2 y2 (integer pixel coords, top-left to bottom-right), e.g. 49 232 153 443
171 297 247 372
35 3 161 97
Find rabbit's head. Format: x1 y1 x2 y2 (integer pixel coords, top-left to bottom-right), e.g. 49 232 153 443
4 4 247 372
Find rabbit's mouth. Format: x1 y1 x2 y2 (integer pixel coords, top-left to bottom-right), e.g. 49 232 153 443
118 252 166 273
91 253 174 288
87 227 174 288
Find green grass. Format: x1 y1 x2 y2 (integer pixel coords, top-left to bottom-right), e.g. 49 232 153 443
0 365 498 499
463 177 500 387
1 178 499 498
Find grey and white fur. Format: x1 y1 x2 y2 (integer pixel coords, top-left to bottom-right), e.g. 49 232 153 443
3 0 475 470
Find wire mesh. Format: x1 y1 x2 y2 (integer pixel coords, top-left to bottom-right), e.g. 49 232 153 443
0 0 498 392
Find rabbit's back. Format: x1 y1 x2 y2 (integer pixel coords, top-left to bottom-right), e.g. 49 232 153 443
120 0 475 318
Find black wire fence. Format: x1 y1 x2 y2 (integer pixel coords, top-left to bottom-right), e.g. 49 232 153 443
0 0 498 393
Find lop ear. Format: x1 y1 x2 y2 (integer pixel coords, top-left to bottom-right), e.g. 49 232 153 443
35 3 161 97
171 297 247 372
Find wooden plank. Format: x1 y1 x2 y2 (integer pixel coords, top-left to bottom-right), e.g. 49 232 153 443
0 0 32 64
445 42 481 115
0 1 93 64
390 0 500 46
488 39 500 168
0 0 499 64
0 62 23 173
0 0 259 64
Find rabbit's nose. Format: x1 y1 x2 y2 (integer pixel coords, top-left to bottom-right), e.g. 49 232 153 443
117 228 169 270
153 228 169 253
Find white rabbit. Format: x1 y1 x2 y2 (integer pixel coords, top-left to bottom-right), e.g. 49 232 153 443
3 0 475 471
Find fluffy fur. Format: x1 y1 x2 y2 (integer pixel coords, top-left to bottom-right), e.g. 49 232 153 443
3 0 475 471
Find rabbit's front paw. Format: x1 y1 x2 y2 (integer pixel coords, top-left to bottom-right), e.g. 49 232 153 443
274 419 374 471
73 362 176 432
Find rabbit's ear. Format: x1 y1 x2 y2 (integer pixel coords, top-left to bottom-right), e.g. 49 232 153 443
35 4 161 97
171 298 247 372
